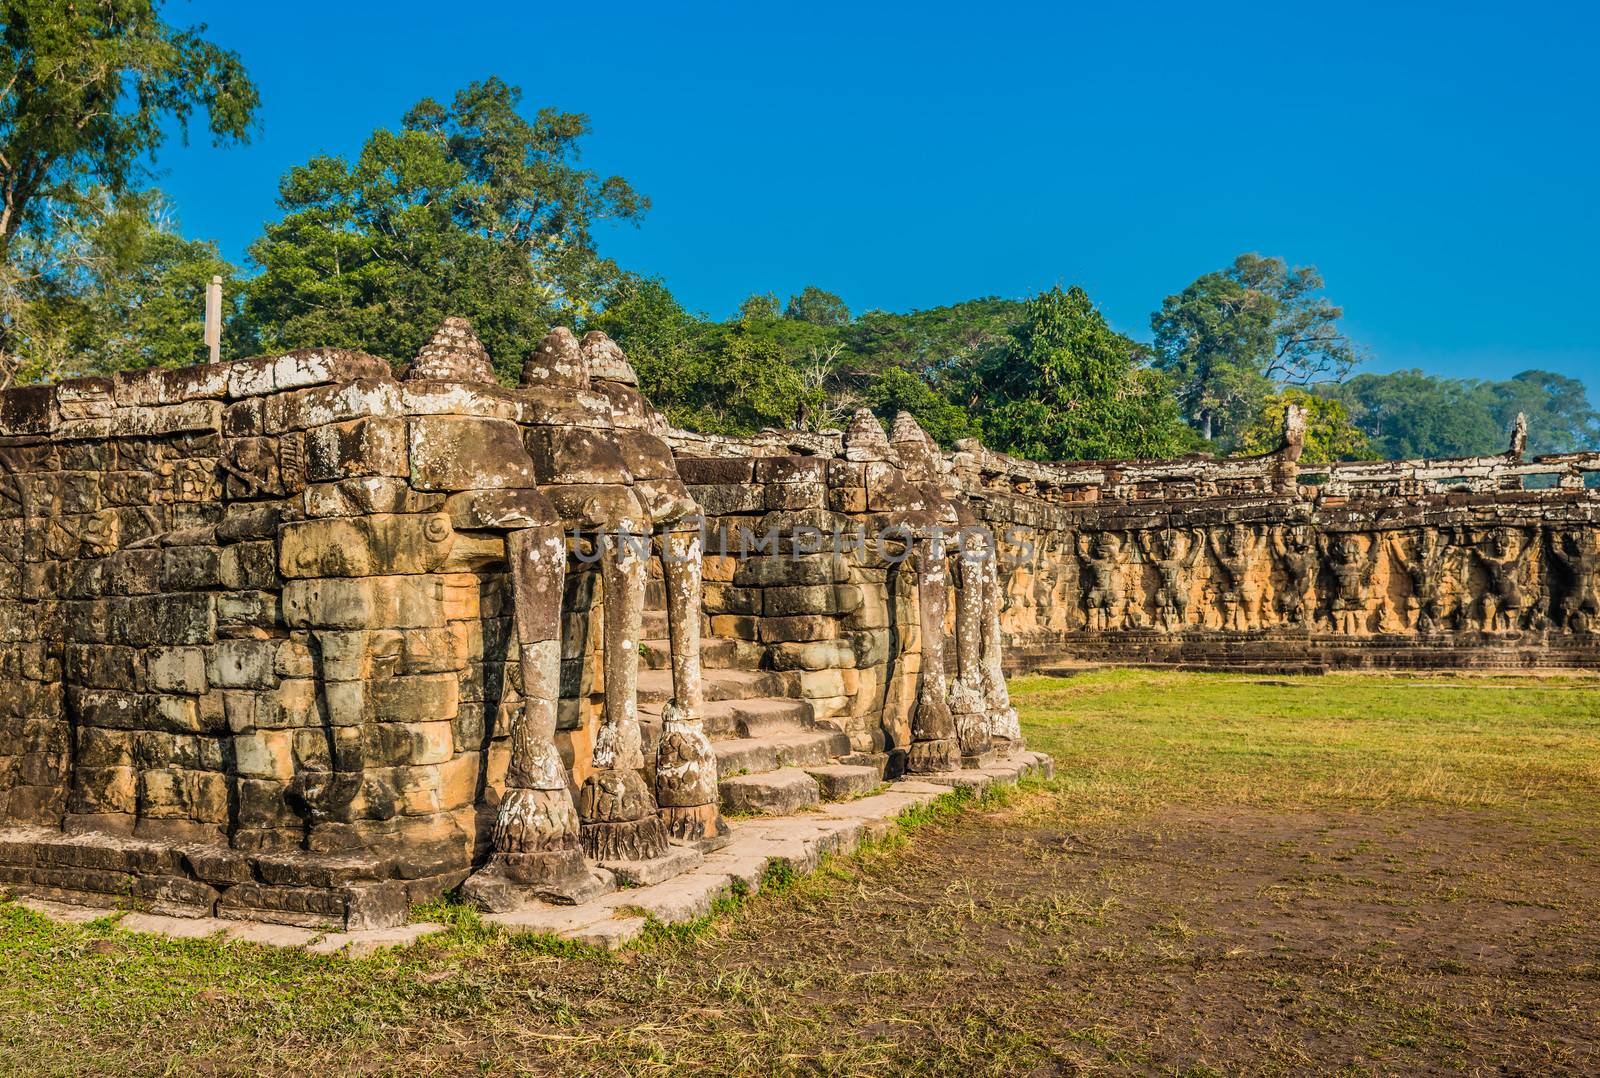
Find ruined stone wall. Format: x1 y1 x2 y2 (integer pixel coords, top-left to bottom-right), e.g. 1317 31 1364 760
668 452 920 757
9 335 1589 927
667 411 1600 676
0 347 633 925
953 424 1600 672
0 331 1019 926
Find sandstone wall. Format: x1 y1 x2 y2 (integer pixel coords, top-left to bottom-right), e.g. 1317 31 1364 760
0 345 1006 924
953 427 1600 672
6 345 1593 927
0 351 621 925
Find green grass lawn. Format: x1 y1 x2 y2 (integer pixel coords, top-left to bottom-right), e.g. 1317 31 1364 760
1016 668 1600 817
3 669 1599 1075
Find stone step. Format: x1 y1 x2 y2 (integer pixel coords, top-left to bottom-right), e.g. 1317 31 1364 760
724 697 816 738
696 697 815 739
635 668 791 707
836 751 890 778
640 636 760 672
641 609 669 638
640 694 814 739
719 767 821 816
713 728 852 777
802 763 882 802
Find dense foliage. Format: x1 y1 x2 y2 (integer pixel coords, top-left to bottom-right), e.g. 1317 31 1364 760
1 22 1593 462
240 78 645 382
1151 254 1363 446
1324 369 1600 459
1236 388 1369 464
0 0 258 385
964 287 1189 460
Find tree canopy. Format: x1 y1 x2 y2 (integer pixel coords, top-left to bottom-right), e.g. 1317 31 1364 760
1236 387 1370 464
240 78 645 378
968 286 1189 461
0 36 1591 469
1152 254 1362 447
0 0 258 384
1324 369 1600 460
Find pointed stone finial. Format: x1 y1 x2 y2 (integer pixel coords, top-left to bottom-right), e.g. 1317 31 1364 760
1510 412 1528 458
1282 402 1306 462
843 407 897 463
407 317 497 384
521 326 589 389
580 331 638 385
890 411 940 478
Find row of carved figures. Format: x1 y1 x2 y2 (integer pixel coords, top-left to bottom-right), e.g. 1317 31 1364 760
1005 523 1600 636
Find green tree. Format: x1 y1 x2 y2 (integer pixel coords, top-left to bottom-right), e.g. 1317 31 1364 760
243 78 644 377
1237 387 1370 463
1152 253 1362 446
587 273 712 426
844 297 1022 391
737 292 781 320
1326 368 1599 460
784 285 850 326
863 366 978 446
1483 370 1600 456
0 0 258 382
972 285 1188 461
589 275 815 434
691 324 815 434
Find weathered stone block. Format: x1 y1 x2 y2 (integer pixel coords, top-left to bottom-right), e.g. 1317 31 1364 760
207 640 279 690
303 476 444 518
282 576 445 630
676 457 754 485
216 590 280 629
262 379 402 434
305 417 408 481
112 363 230 407
763 585 840 617
234 731 296 780
758 615 839 643
279 514 456 578
409 416 536 491
443 488 556 530
732 554 846 588
221 541 279 590
364 721 455 766
122 593 215 647
161 546 223 592
688 483 765 516
767 640 855 671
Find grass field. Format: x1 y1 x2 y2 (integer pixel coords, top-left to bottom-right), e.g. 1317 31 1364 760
4 668 1600 1075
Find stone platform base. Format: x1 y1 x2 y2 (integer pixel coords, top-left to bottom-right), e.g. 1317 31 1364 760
1006 629 1600 675
4 751 1054 954
0 827 440 931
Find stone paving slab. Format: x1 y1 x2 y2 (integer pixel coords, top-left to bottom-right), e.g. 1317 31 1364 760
307 922 445 957
11 750 1053 955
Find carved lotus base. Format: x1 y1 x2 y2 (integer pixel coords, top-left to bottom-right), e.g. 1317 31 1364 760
953 710 992 757
659 802 731 850
581 814 670 862
989 734 1024 759
911 697 957 744
906 738 960 774
462 851 608 911
988 707 1022 750
654 706 720 809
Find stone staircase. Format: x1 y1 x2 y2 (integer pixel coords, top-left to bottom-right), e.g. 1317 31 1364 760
635 610 882 817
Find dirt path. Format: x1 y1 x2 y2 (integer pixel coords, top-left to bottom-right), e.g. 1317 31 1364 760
332 797 1600 1074
9 792 1600 1075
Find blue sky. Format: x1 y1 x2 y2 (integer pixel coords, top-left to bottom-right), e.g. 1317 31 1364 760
155 1 1599 392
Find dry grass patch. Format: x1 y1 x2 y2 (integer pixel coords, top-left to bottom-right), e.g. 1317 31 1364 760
3 669 1599 1075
